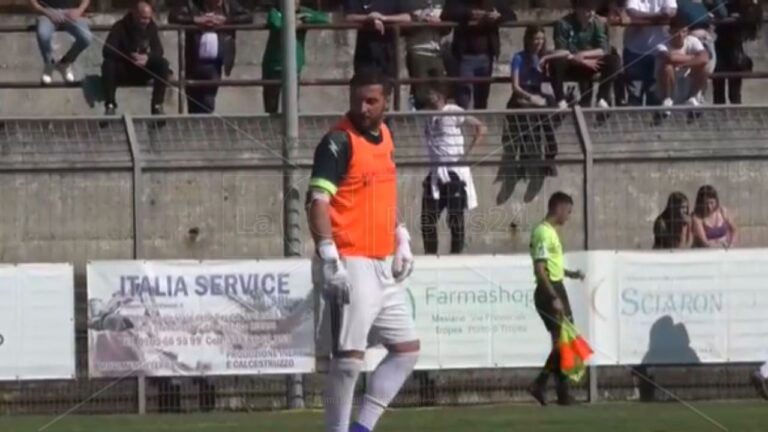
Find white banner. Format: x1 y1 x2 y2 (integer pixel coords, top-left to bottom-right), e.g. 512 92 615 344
0 264 75 380
365 254 591 370
593 250 768 365
87 260 315 377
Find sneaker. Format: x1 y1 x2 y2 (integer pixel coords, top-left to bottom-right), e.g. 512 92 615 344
557 100 568 110
104 104 116 116
151 105 165 115
662 98 674 118
41 63 54 85
751 371 768 400
685 96 700 107
56 62 75 83
597 98 610 109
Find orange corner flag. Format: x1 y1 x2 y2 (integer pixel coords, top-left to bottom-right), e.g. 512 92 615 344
559 319 594 383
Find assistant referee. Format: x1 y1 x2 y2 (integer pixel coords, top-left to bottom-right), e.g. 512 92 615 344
527 191 585 406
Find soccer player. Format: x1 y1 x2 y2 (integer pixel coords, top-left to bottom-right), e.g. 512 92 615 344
307 68 420 432
527 191 585 406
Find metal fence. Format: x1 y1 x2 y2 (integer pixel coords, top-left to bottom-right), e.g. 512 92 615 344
1 105 768 415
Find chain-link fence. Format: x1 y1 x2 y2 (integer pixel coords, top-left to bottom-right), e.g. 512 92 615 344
1 106 767 415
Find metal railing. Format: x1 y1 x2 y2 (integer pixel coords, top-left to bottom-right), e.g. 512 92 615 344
0 105 767 414
0 16 766 112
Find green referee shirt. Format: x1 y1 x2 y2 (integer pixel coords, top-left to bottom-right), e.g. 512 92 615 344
530 221 565 282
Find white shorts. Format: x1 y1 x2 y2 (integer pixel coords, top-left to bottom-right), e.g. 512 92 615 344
314 256 417 357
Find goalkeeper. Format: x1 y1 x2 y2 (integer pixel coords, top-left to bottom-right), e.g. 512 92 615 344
307 69 419 432
528 191 585 406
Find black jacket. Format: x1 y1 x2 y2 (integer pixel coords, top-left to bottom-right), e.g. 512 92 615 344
169 0 252 76
103 13 165 63
442 0 516 59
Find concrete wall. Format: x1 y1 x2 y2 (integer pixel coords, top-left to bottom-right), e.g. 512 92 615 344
1 10 768 115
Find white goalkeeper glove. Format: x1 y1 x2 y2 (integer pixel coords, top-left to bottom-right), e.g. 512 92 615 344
317 239 350 304
392 225 414 283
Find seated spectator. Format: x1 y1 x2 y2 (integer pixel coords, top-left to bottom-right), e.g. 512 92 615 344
30 0 92 84
506 26 566 176
676 0 727 85
550 0 621 108
102 0 170 116
691 184 736 248
344 0 411 79
406 0 448 110
443 0 516 109
169 0 253 114
421 82 485 255
713 0 762 105
624 0 677 106
596 0 629 106
653 191 691 249
262 1 329 114
509 26 567 109
655 16 710 112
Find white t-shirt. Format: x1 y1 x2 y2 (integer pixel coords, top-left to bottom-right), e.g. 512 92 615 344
425 104 466 164
624 0 677 54
199 32 219 60
656 34 705 57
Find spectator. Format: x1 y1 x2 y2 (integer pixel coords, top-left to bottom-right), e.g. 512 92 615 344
443 0 516 109
509 26 568 108
30 0 92 84
550 0 621 108
344 0 411 79
624 0 677 106
676 0 727 88
169 0 253 114
653 191 691 249
102 0 170 115
506 26 566 176
406 0 448 110
713 0 762 105
655 16 710 112
262 1 330 114
421 82 485 255
596 0 629 105
691 184 736 248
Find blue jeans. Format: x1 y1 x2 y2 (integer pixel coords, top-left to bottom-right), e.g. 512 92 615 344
623 48 658 106
456 54 493 109
37 11 92 65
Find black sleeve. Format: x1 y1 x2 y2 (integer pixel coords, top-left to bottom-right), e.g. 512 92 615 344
309 131 351 195
103 22 124 60
149 23 164 58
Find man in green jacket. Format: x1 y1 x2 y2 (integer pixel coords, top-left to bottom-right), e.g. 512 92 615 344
262 2 330 114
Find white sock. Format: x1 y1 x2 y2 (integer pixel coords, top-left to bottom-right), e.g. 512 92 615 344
760 362 768 379
355 352 418 431
324 357 363 432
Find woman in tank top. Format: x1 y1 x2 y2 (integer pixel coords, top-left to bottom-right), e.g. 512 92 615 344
691 185 737 248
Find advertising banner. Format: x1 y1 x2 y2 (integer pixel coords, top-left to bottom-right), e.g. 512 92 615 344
87 260 314 377
0 264 75 380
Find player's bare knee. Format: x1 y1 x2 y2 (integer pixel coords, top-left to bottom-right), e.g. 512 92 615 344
386 339 420 354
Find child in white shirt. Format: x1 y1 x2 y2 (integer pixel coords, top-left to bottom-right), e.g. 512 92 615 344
421 83 486 254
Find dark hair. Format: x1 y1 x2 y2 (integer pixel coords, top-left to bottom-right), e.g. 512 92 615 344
523 26 547 54
654 192 689 249
548 191 574 213
669 14 688 31
350 68 393 96
694 185 720 217
735 0 763 41
572 0 596 10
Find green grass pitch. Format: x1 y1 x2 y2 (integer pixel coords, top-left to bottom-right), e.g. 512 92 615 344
2 401 767 432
